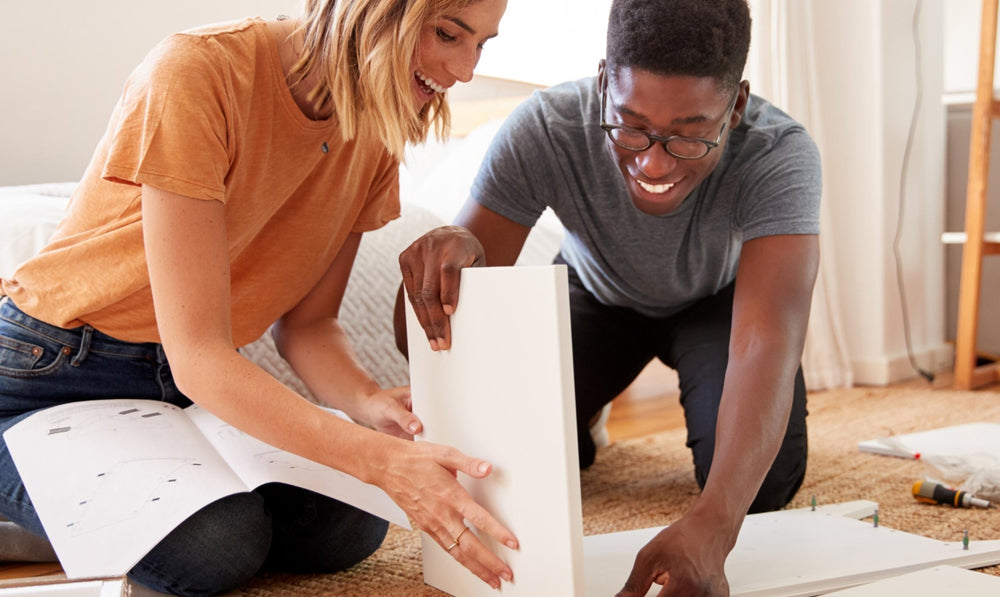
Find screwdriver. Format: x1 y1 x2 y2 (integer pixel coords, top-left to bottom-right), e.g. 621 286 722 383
912 479 991 508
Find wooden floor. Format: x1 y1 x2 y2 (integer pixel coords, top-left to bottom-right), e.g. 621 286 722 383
606 360 684 441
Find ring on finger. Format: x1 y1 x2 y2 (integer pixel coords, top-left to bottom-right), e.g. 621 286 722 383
446 526 470 552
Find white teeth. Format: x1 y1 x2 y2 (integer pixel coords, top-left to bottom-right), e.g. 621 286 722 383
416 71 446 94
638 180 675 194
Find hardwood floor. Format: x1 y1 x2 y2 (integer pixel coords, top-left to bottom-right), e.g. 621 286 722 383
606 359 685 442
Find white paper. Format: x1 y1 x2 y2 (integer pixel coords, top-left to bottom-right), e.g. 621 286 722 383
186 404 409 528
857 422 1000 459
5 398 409 580
4 400 245 579
406 265 586 597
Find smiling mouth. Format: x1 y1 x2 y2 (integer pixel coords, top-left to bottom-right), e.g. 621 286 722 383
415 71 446 95
637 180 675 194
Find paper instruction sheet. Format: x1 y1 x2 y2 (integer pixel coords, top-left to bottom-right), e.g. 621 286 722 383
4 399 408 579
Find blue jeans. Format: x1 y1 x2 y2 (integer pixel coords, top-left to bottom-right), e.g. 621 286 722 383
0 297 387 596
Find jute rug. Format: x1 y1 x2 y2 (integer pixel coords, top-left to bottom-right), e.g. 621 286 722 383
243 383 1000 596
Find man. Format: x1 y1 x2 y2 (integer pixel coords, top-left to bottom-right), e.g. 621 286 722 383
396 0 820 594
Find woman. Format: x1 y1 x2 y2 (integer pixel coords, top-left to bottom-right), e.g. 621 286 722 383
0 0 515 594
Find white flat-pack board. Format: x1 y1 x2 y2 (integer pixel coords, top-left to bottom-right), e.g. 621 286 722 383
406 265 585 597
821 565 1000 595
857 422 1000 459
583 503 1000 597
0 580 123 597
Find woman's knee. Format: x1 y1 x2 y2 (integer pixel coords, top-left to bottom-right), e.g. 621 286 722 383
258 483 388 573
129 492 271 597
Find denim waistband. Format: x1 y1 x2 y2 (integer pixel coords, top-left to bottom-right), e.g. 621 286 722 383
0 296 163 360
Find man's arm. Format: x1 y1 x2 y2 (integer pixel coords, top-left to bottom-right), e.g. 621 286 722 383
394 199 532 355
617 233 819 597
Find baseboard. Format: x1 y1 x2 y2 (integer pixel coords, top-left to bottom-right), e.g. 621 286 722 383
851 343 954 386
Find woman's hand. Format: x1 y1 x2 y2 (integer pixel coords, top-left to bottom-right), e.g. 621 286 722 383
348 385 422 439
376 435 519 589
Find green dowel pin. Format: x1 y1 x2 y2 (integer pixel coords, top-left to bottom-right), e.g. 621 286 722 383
873 507 879 528
963 530 969 551
811 495 816 511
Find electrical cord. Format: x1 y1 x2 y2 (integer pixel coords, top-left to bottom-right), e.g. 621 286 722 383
893 0 935 382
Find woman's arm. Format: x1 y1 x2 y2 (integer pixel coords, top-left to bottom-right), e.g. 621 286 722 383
271 230 418 438
142 185 517 588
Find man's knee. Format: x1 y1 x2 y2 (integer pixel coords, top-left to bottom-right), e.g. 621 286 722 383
748 447 807 513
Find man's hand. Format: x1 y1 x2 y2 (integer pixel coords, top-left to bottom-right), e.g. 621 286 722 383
616 514 732 597
398 225 485 351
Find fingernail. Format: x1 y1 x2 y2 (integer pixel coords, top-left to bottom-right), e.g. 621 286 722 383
409 422 419 433
437 337 448 350
444 304 455 315
430 338 440 351
500 571 513 582
506 539 518 550
478 462 491 474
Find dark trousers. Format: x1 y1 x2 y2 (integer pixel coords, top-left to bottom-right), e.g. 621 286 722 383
561 259 808 513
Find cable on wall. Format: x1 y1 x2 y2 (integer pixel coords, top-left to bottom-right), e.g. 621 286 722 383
893 0 935 383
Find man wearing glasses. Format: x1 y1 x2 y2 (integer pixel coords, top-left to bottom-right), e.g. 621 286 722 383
397 0 820 594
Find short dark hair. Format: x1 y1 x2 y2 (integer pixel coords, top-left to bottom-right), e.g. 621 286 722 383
606 0 751 90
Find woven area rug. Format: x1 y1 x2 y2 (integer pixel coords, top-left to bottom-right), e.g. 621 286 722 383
243 383 1000 596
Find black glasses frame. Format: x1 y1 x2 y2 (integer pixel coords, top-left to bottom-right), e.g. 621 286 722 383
599 77 739 160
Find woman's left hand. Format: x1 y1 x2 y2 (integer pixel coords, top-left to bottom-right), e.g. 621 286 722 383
351 385 422 439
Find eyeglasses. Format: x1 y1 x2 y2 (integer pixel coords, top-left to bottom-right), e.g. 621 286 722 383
599 77 739 160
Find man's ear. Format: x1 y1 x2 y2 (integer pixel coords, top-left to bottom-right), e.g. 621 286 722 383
733 79 751 123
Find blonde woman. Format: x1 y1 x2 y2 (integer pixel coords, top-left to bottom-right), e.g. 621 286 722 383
0 0 515 594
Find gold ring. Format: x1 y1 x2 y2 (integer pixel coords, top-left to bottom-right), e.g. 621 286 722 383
446 526 470 551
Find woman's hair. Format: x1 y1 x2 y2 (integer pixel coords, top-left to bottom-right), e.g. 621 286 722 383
292 0 479 158
606 0 750 92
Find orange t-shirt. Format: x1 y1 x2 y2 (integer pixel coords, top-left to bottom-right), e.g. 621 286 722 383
1 18 400 346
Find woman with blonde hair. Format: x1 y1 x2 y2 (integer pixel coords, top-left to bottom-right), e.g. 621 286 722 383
0 0 514 594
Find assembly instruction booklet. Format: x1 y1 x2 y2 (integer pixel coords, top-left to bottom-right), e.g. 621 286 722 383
3 398 409 579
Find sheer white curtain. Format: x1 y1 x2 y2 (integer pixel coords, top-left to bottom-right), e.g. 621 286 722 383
748 0 854 390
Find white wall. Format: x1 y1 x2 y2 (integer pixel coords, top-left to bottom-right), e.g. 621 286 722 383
944 0 992 94
809 0 948 384
474 0 612 86
0 0 299 186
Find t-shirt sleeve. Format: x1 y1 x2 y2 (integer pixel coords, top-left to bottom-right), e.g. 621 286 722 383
352 152 401 233
736 128 822 241
469 96 551 227
101 34 232 202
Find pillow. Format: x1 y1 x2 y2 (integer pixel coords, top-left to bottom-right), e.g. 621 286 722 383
401 119 566 268
0 183 76 279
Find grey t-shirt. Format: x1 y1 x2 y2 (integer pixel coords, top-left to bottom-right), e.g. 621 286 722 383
470 77 821 318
